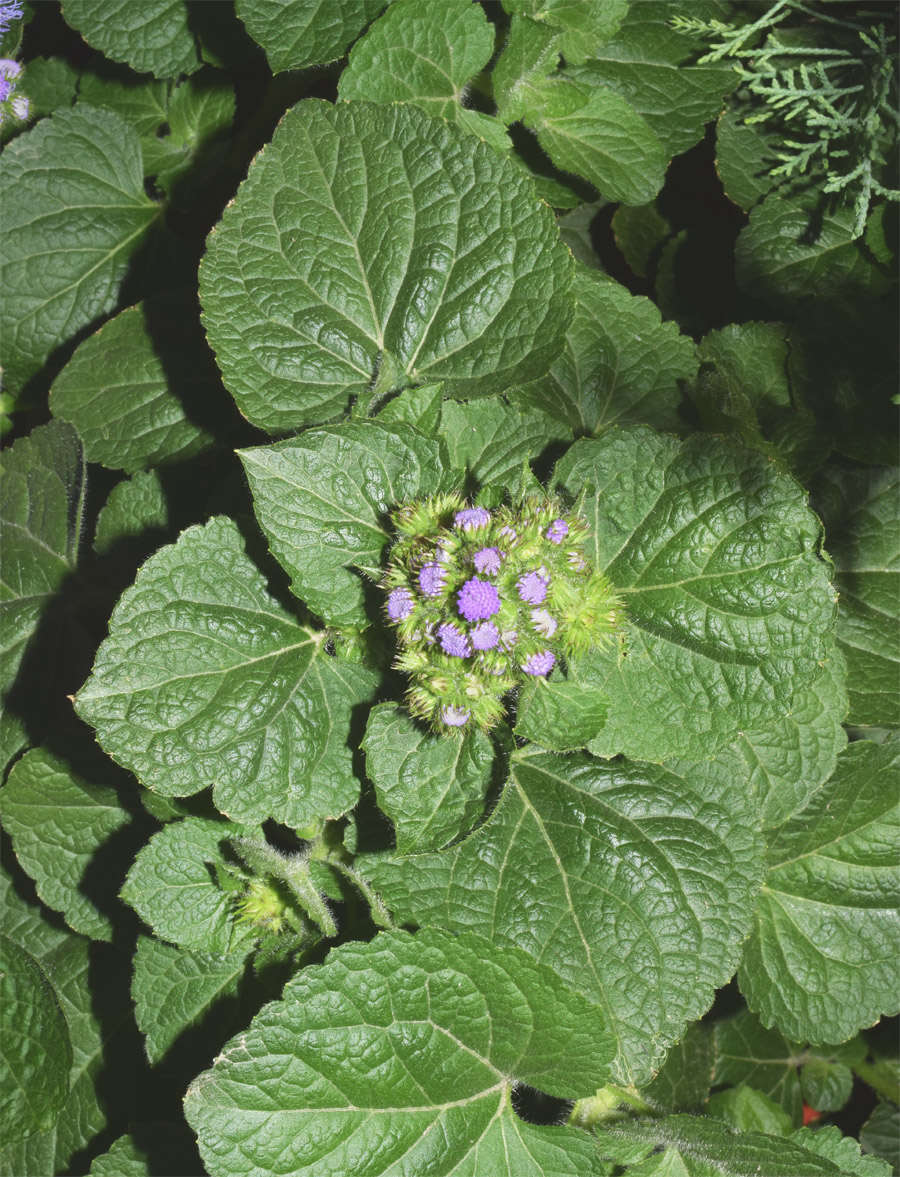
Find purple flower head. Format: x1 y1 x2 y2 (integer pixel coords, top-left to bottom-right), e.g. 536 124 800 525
457 577 501 622
499 525 518 544
454 506 491 532
522 650 556 676
473 546 503 576
530 608 557 638
387 586 414 622
440 705 470 727
499 629 518 650
0 3 23 38
418 562 447 597
517 569 549 605
546 519 569 545
438 622 471 658
471 621 500 651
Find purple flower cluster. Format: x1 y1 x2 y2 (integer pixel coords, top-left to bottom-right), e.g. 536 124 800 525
474 546 503 575
438 622 471 658
387 587 414 621
457 577 500 622
522 650 556 676
418 562 446 597
546 519 569 544
454 506 491 532
471 621 499 650
517 569 549 605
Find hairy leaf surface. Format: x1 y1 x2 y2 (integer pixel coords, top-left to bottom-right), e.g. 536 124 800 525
60 0 200 77
235 0 387 72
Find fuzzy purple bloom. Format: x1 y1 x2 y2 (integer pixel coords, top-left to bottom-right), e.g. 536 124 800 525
530 608 557 638
471 621 500 650
418 562 446 597
546 519 569 544
517 569 549 605
498 525 518 544
568 551 587 571
440 705 470 727
473 546 503 575
438 622 471 658
0 3 23 37
387 586 414 622
522 650 556 676
499 629 518 650
457 577 501 622
454 506 491 532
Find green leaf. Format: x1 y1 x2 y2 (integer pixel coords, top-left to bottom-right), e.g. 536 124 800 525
240 420 452 627
553 428 835 762
514 675 608 751
707 1087 793 1137
641 1023 715 1115
362 704 494 853
200 99 573 432
595 1113 854 1175
60 0 200 78
93 470 169 556
235 0 387 72
714 103 780 214
185 927 615 1177
813 465 899 728
376 383 443 434
0 745 138 940
141 73 235 191
0 420 86 770
493 14 562 125
513 268 696 437
0 935 72 1144
557 200 606 268
800 1058 854 1114
19 56 79 119
75 516 379 827
439 396 571 492
860 1102 900 1176
738 740 900 1044
51 292 219 472
131 935 248 1066
77 61 169 138
791 1126 892 1177
369 750 763 1085
735 196 890 308
612 200 673 278
121 817 254 954
500 0 628 65
715 645 848 830
89 1127 201 1177
0 106 159 394
566 4 736 157
339 0 495 120
527 75 667 205
712 1009 802 1127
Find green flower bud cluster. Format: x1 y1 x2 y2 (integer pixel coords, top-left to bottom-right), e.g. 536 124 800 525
382 493 623 734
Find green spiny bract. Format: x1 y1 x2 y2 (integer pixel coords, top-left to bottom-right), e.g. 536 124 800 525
382 493 623 734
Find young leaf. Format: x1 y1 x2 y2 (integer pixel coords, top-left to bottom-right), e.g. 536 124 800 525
235 0 387 72
707 1087 793 1137
240 420 451 627
362 703 494 853
526 75 667 205
185 927 615 1177
376 383 443 434
75 516 379 827
59 0 201 77
514 676 608 751
0 934 72 1144
339 0 495 120
714 103 781 214
88 1126 201 1177
567 3 735 157
501 0 628 65
368 750 763 1085
131 936 249 1066
813 465 899 728
0 420 86 770
493 14 562 125
0 744 139 940
860 1102 900 1176
0 105 159 393
641 1023 715 1115
735 196 890 307
738 740 900 1044
713 1009 803 1127
438 396 571 491
553 428 836 762
120 817 255 954
92 470 169 557
715 645 848 830
512 267 697 436
17 55 79 120
612 200 673 278
200 99 573 432
76 63 169 139
791 1125 893 1177
51 293 221 472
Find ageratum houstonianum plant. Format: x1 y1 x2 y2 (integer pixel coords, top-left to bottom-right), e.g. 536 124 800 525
0 2 897 1176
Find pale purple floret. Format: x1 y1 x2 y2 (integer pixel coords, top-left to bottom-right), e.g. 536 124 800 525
499 525 518 543
530 608 557 638
474 546 503 575
387 587 414 622
441 705 470 727
471 621 500 650
499 629 518 650
546 519 569 544
457 577 500 622
418 562 446 597
522 650 556 676
517 569 549 605
0 58 20 102
454 506 491 532
0 3 23 37
438 622 471 658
